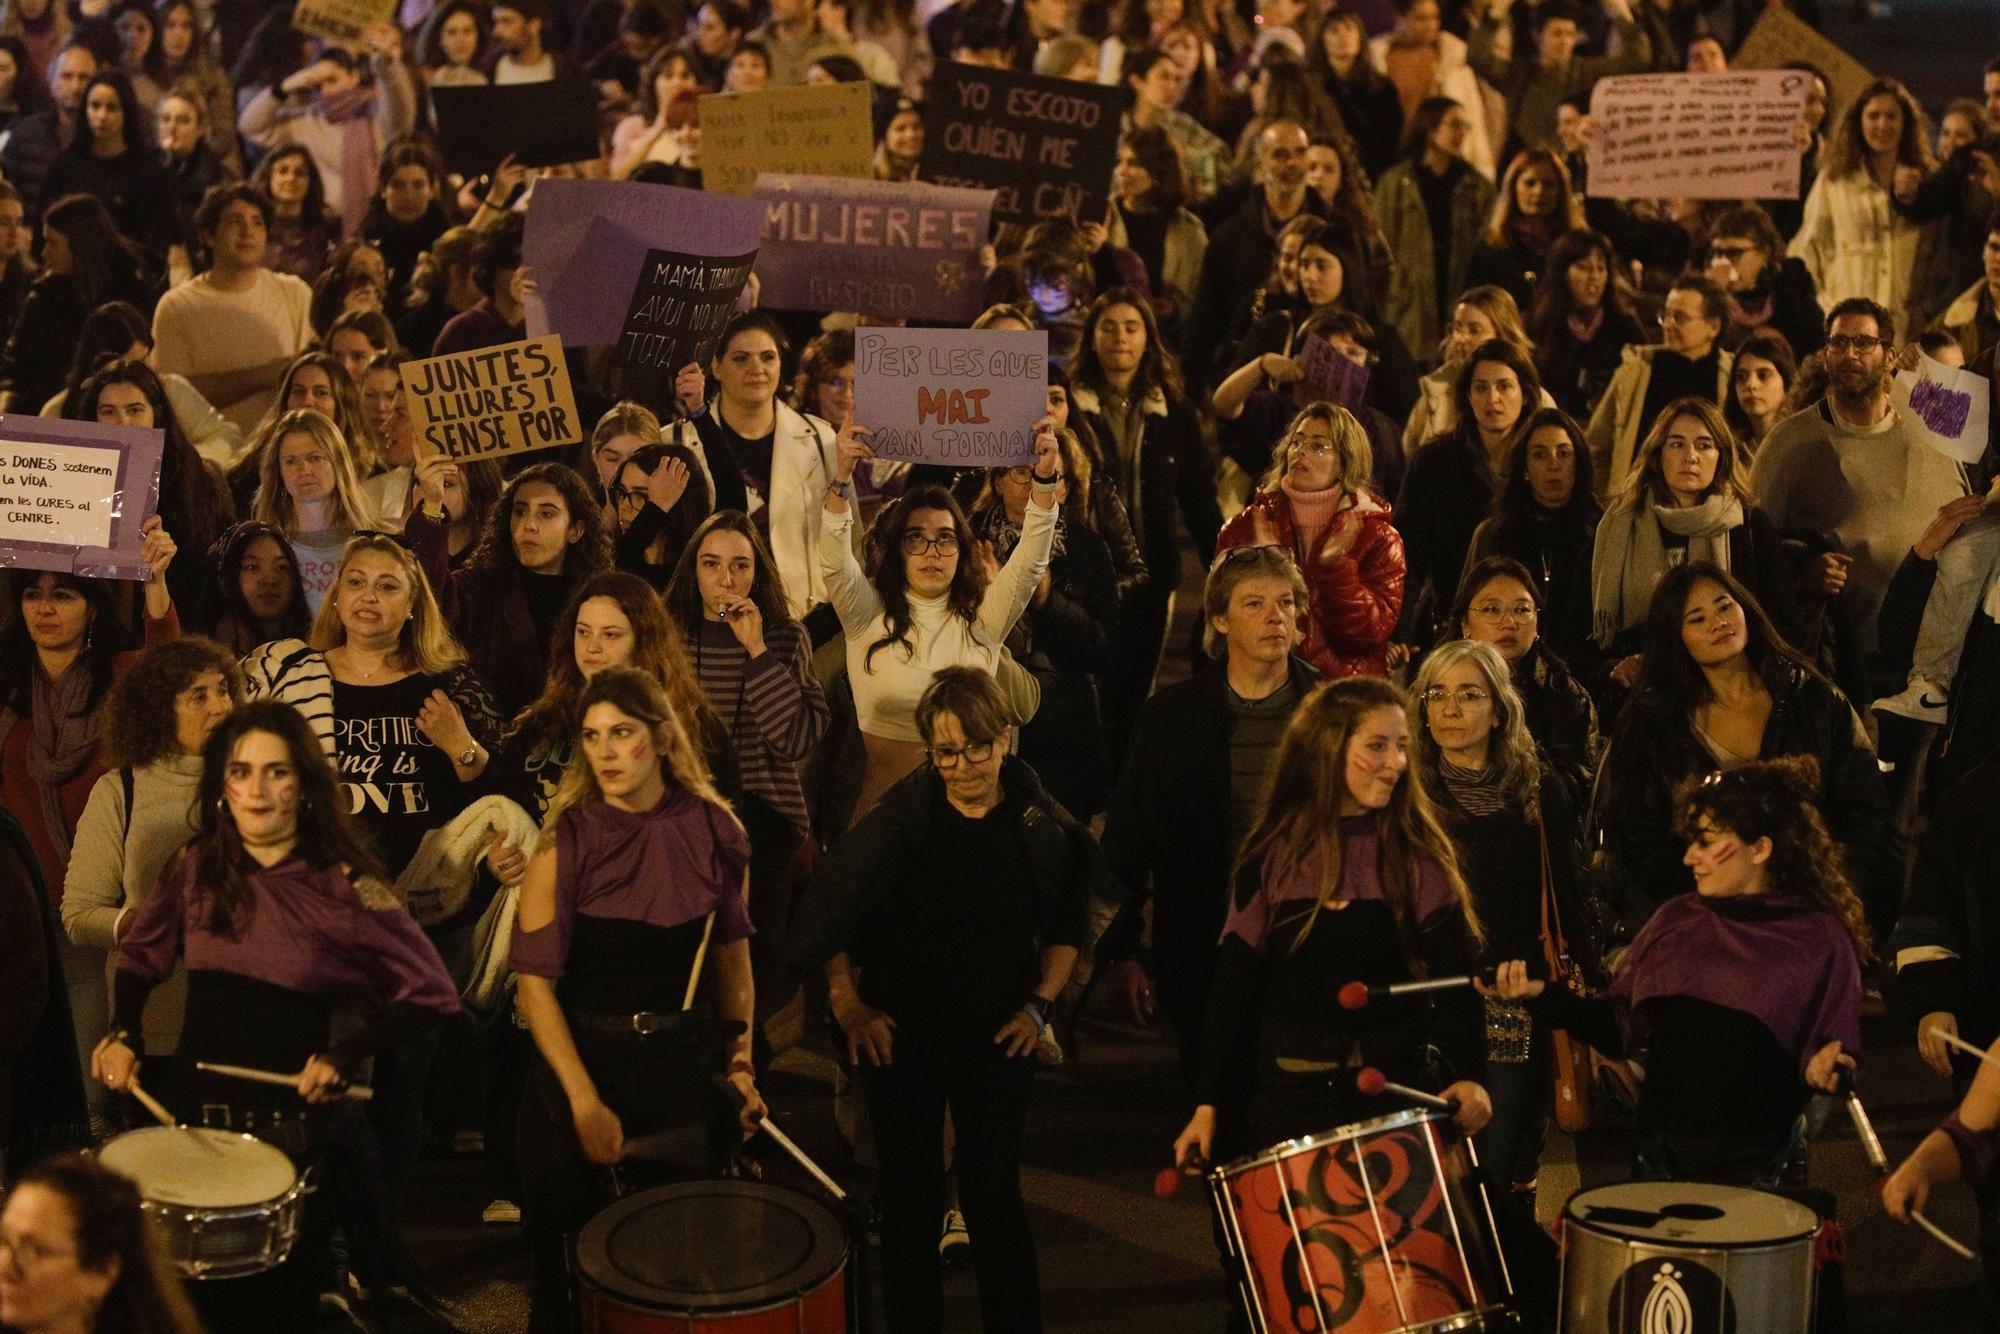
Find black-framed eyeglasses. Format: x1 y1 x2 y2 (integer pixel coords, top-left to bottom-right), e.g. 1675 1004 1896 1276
1708 243 1753 261
901 530 961 556
1825 334 1884 354
926 738 994 769
608 484 646 510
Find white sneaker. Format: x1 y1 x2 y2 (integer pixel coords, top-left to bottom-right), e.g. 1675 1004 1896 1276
1873 680 1949 725
938 1208 971 1266
481 1199 521 1225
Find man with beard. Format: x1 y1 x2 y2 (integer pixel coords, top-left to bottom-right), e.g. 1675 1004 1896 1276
1750 297 1969 699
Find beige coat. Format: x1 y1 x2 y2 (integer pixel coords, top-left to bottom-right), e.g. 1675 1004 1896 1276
1584 344 1735 495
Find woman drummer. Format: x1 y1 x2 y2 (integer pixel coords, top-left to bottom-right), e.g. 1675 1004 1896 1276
1172 676 1492 1171
510 666 762 1334
1482 757 1867 1185
88 701 460 1328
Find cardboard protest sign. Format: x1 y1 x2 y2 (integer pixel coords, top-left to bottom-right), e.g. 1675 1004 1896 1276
753 173 996 324
1294 336 1372 411
697 82 875 197
291 0 396 43
919 63 1126 224
523 179 766 346
854 329 1049 465
0 417 163 581
1585 71 1808 201
1732 4 1872 120
401 336 582 462
433 76 600 177
616 248 760 380
1894 351 1991 466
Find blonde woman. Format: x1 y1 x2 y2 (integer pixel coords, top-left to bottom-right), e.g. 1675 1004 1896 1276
1411 638 1593 1197
1403 284 1552 457
1590 397 1798 689
511 666 758 1333
249 408 378 613
1465 149 1585 313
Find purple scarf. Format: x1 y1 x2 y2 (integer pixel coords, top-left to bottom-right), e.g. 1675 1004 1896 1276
319 84 376 239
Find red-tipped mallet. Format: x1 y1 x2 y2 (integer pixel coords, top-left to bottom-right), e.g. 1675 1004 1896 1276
1338 975 1479 1010
1155 1152 1210 1199
1355 1066 1455 1112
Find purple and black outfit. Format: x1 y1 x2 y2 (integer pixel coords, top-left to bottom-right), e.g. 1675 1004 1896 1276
112 851 458 1325
510 789 752 1334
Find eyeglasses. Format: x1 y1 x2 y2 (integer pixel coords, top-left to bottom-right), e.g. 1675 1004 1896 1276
926 738 994 769
1287 434 1340 458
1422 686 1492 709
0 1232 77 1274
900 530 960 556
1468 601 1537 622
1209 542 1291 571
1824 334 1884 354
609 485 646 511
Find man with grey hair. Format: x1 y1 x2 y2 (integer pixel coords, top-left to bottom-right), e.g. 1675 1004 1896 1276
1096 544 1318 1091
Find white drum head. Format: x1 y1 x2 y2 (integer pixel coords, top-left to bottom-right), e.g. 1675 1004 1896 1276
1565 1181 1818 1247
99 1128 296 1207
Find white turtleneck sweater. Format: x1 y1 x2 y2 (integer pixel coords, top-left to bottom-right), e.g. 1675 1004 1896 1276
821 497 1057 742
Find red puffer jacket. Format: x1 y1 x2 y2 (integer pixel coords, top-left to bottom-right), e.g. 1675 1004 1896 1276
1215 489 1405 679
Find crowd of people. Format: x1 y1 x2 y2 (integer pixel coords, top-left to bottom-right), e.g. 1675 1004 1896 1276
0 0 1996 1331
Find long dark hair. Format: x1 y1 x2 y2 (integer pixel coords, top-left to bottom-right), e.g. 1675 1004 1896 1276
1070 286 1185 401
0 570 123 715
68 357 228 563
13 1154 203 1334
663 509 792 633
1494 405 1596 523
198 519 311 649
1633 561 1822 710
1526 228 1636 344
513 569 714 751
59 298 149 402
1722 330 1798 442
468 462 611 581
42 192 149 310
1675 756 1873 961
64 68 145 158
183 699 383 936
861 485 983 672
1399 94 1460 162
148 0 219 85
0 33 51 111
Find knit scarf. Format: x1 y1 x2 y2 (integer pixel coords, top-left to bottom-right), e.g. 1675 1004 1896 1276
973 502 1067 563
1504 212 1563 258
321 85 377 238
1590 493 1741 648
0 659 98 865
1279 477 1343 558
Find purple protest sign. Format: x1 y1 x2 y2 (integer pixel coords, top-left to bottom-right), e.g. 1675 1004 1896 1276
523 179 766 347
753 174 996 324
1294 335 1372 411
0 416 164 581
854 328 1048 465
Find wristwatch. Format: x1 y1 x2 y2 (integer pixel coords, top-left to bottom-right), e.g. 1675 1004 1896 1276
456 744 478 767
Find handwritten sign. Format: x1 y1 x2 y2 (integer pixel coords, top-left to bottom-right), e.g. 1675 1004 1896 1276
0 417 163 581
919 62 1126 225
616 247 759 379
1732 4 1873 121
1894 351 1991 466
523 180 766 347
1585 71 1808 200
401 335 582 462
753 174 996 323
291 0 396 43
854 329 1049 465
1294 336 1372 410
697 82 875 197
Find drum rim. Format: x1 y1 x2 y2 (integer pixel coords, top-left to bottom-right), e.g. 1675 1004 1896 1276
1211 1106 1445 1178
574 1179 848 1312
1561 1182 1820 1248
97 1127 300 1208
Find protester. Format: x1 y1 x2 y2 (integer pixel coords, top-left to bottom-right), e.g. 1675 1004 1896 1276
1722 329 1798 450
0 191 156 414
1586 274 1735 491
1527 228 1648 422
1375 96 1497 358
0 1153 202 1333
1462 408 1599 664
1464 149 1586 312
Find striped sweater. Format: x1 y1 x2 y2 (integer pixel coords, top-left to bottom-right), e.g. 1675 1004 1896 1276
687 617 829 840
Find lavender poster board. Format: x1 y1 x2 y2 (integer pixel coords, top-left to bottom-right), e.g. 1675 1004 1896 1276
1294 335 1372 411
753 173 996 323
0 417 164 581
854 328 1048 465
523 179 766 347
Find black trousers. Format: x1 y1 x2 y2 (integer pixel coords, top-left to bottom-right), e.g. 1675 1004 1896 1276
858 1029 1041 1334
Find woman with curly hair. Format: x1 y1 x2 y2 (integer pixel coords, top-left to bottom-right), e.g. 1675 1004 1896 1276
1485 754 1868 1185
60 636 242 1075
1465 148 1585 314
251 144 340 283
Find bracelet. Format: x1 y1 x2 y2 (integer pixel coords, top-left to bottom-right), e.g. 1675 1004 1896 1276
1019 1004 1048 1036
1031 470 1061 485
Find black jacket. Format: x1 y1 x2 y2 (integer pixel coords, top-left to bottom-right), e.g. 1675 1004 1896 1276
1599 663 1896 917
0 108 65 222
1513 640 1601 813
1395 425 1498 644
1097 657 1322 1022
1008 517 1122 819
1069 387 1222 583
1535 307 1648 423
1719 257 1823 361
1892 746 2000 1064
1465 503 1601 666
1183 189 1327 388
45 146 177 256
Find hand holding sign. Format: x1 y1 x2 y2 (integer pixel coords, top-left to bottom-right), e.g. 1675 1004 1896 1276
832 414 875 487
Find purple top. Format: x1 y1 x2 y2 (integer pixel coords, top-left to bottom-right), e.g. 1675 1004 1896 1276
117 853 460 1016
1611 891 1863 1071
1222 816 1458 955
510 790 753 980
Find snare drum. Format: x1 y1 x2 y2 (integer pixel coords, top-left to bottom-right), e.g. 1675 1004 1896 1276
576 1180 850 1332
96 1126 304 1279
1560 1182 1818 1334
1210 1107 1511 1334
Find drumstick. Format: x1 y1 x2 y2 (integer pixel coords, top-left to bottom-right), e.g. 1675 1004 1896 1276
195 1061 374 1101
1355 1066 1455 1112
1928 1028 2000 1072
1338 975 1478 1010
1839 1072 1977 1261
1912 1207 1977 1259
126 1078 224 1156
681 911 716 1013
709 1074 847 1202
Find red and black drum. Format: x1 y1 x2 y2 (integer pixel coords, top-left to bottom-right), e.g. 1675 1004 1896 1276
1210 1107 1511 1334
576 1180 851 1333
